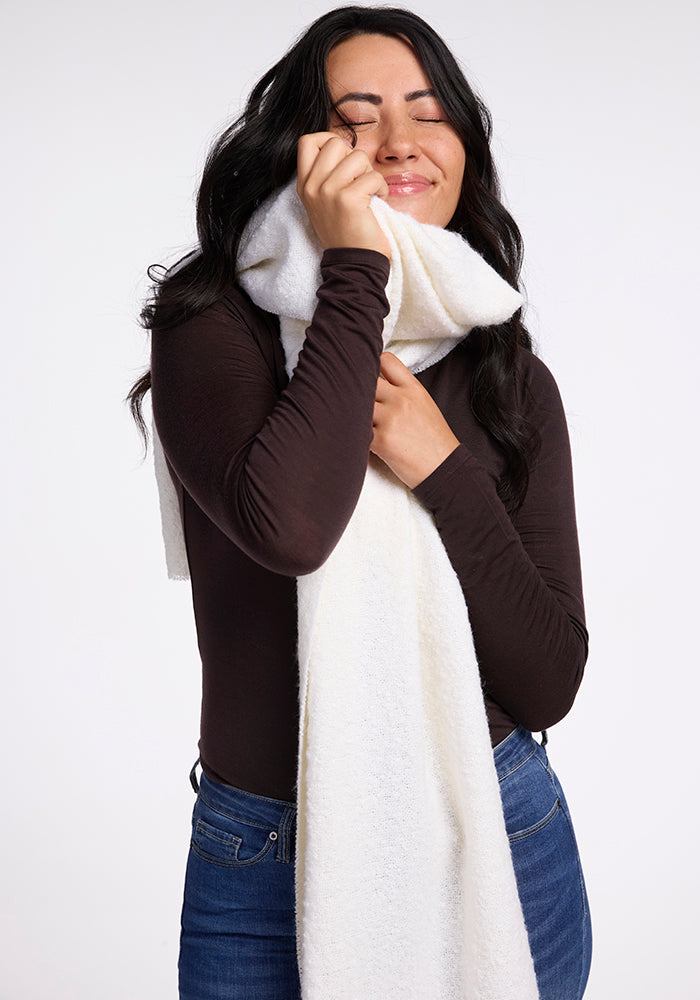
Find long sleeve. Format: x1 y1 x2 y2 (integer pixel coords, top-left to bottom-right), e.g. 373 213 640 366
414 351 588 734
150 247 587 798
151 248 390 577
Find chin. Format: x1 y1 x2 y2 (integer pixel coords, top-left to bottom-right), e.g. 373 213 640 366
387 196 451 229
386 200 436 228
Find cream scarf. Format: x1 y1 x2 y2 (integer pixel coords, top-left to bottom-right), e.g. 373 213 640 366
155 179 539 999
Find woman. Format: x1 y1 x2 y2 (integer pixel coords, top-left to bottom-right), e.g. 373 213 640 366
131 7 591 999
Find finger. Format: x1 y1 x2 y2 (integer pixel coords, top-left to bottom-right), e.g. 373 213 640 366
311 146 375 192
371 397 386 432
379 352 414 386
297 132 348 187
374 376 391 404
299 133 378 192
331 166 389 203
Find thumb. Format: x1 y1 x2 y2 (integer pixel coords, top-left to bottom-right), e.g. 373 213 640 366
379 352 412 385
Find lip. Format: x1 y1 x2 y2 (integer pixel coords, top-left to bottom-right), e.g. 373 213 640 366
383 173 432 196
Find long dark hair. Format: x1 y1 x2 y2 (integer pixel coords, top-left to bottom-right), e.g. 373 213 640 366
129 5 538 513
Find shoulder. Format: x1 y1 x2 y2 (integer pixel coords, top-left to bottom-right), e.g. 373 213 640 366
168 283 279 342
219 284 277 327
516 349 566 418
150 282 278 338
218 285 282 362
151 284 284 380
513 350 575 471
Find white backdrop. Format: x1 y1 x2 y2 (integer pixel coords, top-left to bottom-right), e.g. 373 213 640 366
2 0 698 997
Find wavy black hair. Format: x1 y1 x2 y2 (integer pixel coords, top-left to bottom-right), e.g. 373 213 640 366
129 5 539 513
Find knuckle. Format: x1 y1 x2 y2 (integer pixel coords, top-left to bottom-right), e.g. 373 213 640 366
350 148 370 165
317 177 334 202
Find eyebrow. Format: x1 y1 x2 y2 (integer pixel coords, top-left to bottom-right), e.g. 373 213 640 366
333 88 436 106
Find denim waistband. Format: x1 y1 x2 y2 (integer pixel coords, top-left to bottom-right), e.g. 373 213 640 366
197 771 297 863
493 726 542 781
193 733 539 821
198 771 296 825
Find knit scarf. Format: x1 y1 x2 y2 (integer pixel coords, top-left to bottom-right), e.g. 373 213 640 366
155 179 540 999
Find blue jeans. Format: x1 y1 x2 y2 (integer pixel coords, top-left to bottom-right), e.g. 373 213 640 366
179 728 591 999
494 726 592 1000
179 772 301 1000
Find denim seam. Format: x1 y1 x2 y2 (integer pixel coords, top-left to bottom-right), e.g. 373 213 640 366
190 836 275 868
529 745 589 917
578 889 592 1000
559 801 592 997
492 725 523 754
194 819 242 851
560 804 589 919
202 777 298 809
275 806 295 864
508 799 561 843
497 746 537 783
197 789 281 833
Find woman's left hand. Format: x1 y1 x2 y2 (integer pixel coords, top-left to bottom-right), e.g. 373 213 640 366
370 352 460 489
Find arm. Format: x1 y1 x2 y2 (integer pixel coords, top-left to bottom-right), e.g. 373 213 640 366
413 357 587 732
153 132 393 576
151 249 390 577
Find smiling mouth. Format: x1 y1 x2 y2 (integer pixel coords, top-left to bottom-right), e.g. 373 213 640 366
384 173 432 196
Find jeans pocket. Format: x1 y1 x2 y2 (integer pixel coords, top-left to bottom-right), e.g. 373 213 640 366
499 744 560 843
191 797 277 867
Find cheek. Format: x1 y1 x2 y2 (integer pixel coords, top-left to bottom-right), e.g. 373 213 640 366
447 157 465 211
431 138 465 199
447 145 466 190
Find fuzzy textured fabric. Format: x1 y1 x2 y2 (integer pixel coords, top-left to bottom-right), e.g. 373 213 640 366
231 180 540 1000
153 431 190 580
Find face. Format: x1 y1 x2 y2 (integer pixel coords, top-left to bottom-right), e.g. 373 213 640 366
326 33 466 229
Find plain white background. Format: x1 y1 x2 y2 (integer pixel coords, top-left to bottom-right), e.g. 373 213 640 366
2 0 698 996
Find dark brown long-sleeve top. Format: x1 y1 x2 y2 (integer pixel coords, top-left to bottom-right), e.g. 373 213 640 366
152 247 587 802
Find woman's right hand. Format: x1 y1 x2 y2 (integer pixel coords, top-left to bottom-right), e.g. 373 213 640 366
297 132 391 259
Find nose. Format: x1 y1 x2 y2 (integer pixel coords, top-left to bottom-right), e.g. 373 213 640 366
376 118 419 163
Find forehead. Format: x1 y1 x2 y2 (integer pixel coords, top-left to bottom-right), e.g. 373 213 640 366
326 33 430 97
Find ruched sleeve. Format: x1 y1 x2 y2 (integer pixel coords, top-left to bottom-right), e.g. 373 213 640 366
413 354 588 734
152 248 390 577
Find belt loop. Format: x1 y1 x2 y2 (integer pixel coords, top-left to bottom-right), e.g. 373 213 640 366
189 758 201 794
275 805 296 863
540 730 548 747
